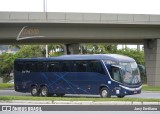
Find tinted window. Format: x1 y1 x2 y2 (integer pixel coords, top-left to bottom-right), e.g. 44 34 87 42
25 62 35 72
15 62 24 72
88 61 99 72
47 62 60 72
74 61 87 72
61 62 71 72
36 62 46 72
88 61 105 74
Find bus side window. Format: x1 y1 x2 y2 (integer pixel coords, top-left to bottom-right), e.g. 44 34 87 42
88 61 105 74
15 62 24 72
25 62 35 72
74 61 87 72
47 62 60 72
88 61 98 72
61 62 71 72
36 62 46 72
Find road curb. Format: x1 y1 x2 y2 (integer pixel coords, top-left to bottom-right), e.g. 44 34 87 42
0 100 160 105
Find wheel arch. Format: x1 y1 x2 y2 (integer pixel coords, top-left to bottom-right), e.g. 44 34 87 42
39 84 51 93
99 84 110 92
30 84 40 96
40 84 48 88
99 84 111 98
30 84 39 91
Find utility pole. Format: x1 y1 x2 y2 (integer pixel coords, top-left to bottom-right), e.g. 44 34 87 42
137 45 140 51
43 0 48 58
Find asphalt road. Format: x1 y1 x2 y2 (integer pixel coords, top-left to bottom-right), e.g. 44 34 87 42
0 90 159 99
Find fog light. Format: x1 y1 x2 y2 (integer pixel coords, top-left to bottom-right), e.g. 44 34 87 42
116 90 120 94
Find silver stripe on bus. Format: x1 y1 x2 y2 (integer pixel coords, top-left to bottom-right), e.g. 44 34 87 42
119 85 142 91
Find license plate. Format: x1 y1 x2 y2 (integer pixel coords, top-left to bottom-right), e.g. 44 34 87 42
134 91 137 94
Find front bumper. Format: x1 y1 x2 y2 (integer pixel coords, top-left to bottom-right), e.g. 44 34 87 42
119 85 142 95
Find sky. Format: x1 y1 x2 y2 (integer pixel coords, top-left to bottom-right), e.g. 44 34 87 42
0 0 160 14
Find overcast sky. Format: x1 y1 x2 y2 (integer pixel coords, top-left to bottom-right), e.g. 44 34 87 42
0 0 160 14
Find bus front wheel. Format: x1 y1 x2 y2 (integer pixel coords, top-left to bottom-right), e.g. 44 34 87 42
31 86 40 96
117 95 125 98
100 87 111 98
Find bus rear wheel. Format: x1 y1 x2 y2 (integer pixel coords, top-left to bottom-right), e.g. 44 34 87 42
56 93 65 97
100 87 111 98
40 86 49 97
31 86 40 96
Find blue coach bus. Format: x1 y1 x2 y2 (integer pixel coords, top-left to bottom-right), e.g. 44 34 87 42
14 54 141 98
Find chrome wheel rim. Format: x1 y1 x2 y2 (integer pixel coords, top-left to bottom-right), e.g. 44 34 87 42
32 88 37 95
41 88 47 96
101 90 108 97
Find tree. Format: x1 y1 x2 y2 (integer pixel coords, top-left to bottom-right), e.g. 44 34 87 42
0 53 16 78
48 44 64 56
116 48 144 65
104 44 117 53
15 45 45 58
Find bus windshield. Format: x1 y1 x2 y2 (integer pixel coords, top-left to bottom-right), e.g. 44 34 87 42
120 62 141 85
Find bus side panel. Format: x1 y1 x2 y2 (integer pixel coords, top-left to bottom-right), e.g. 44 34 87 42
63 72 98 94
44 72 71 94
14 71 23 92
45 72 91 94
53 72 110 95
43 72 109 95
85 72 109 94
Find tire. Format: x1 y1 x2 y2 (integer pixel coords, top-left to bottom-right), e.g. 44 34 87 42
47 93 54 97
31 86 40 96
40 86 49 97
100 87 111 98
56 93 65 97
117 95 125 98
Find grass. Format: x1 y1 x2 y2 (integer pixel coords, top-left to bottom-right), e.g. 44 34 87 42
0 83 14 89
0 83 160 91
142 85 160 91
1 83 160 91
0 96 160 102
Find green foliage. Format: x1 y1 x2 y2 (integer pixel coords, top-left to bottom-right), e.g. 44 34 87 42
48 44 64 57
142 85 160 91
0 83 14 89
115 48 144 65
15 45 45 58
0 96 160 102
104 44 117 53
0 53 17 77
80 44 117 54
0 45 45 78
81 44 144 65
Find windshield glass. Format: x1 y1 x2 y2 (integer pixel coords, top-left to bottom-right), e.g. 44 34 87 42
120 62 141 85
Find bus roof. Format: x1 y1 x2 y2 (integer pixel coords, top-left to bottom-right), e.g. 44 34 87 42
15 54 135 63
